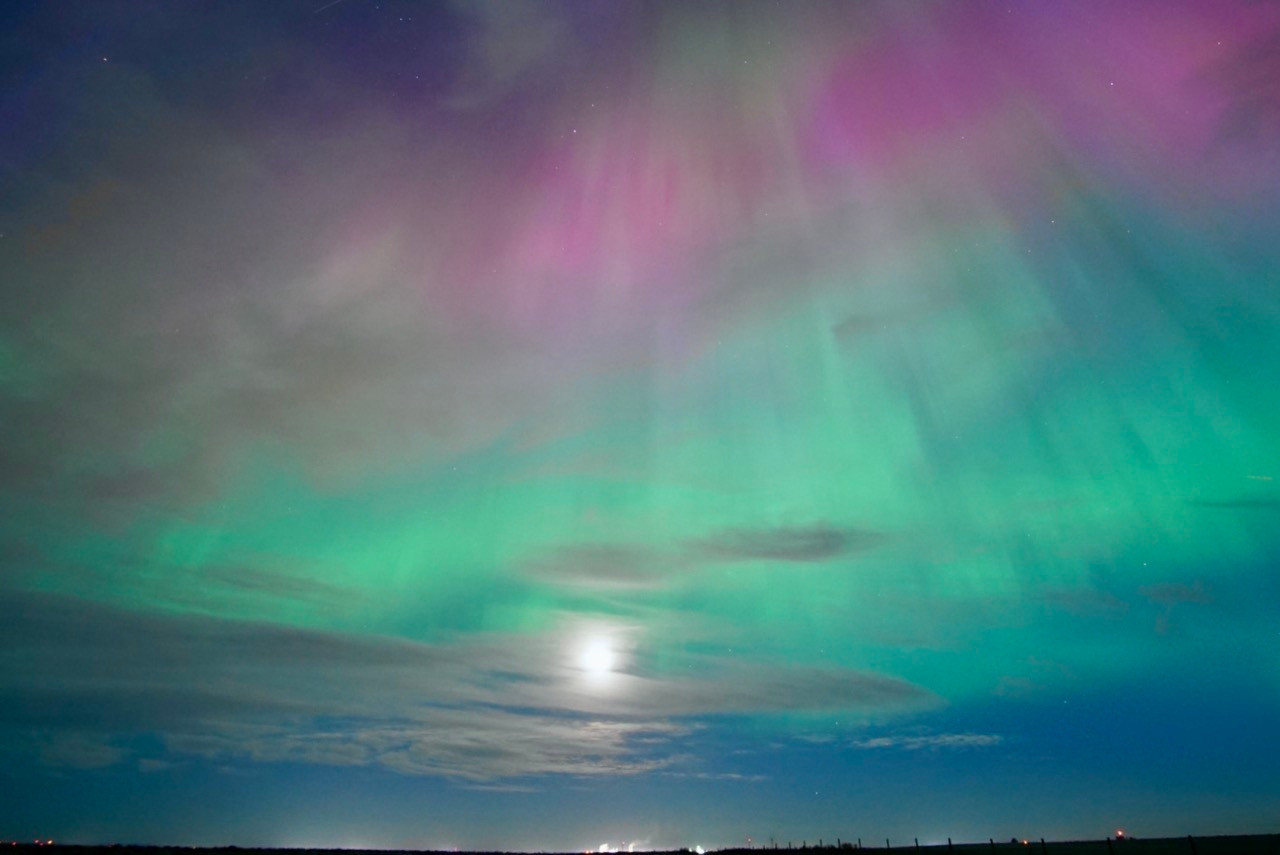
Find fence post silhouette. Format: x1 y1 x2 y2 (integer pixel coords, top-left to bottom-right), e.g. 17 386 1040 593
914 840 919 851
1040 839 1046 855
1187 836 1197 855
948 839 953 853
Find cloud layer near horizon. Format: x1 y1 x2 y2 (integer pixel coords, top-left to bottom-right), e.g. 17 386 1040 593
0 588 937 779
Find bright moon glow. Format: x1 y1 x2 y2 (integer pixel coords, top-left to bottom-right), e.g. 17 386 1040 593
579 638 616 676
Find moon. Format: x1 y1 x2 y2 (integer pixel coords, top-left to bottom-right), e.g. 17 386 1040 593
578 637 616 676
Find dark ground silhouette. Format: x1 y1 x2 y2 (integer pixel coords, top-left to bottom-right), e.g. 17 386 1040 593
5 835 1279 855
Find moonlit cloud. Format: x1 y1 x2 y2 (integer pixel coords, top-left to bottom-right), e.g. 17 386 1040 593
850 733 1004 751
0 589 934 779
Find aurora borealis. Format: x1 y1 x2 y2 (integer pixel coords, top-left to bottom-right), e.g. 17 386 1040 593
2 0 1280 848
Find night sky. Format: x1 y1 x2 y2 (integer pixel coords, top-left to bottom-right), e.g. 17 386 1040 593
3 0 1280 849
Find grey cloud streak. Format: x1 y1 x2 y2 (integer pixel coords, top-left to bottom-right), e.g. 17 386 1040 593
525 543 673 590
850 733 1003 750
529 524 891 590
689 525 887 563
202 565 360 605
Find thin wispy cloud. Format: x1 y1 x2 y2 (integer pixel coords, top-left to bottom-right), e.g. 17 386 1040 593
525 543 674 590
850 733 1003 751
1139 581 1213 606
688 525 888 563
